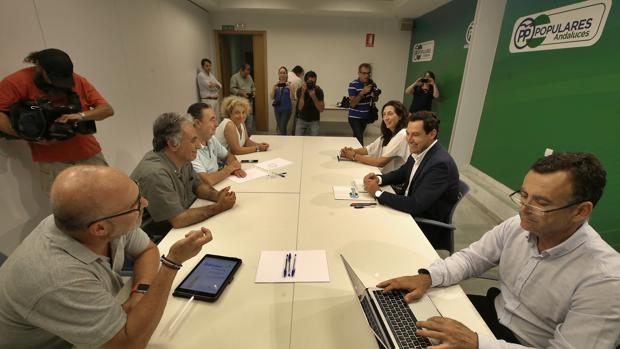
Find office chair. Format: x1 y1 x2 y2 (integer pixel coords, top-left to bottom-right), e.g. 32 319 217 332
414 179 470 255
0 251 7 267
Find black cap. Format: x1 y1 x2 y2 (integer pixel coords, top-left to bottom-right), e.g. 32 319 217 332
34 48 74 88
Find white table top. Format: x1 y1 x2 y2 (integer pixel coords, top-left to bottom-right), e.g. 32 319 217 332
147 193 298 348
214 135 303 193
140 135 492 348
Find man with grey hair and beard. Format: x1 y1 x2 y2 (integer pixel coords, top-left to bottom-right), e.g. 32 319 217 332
0 165 214 348
131 112 236 239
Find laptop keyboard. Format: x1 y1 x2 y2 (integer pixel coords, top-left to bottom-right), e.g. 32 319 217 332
372 290 431 349
361 295 385 344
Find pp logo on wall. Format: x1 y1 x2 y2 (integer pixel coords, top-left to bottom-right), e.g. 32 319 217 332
464 21 474 49
412 40 434 62
509 0 611 53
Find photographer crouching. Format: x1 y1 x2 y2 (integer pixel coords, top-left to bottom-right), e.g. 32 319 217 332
347 63 381 145
0 48 114 194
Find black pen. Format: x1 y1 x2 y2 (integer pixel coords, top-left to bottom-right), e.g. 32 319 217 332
241 159 258 163
283 253 289 277
277 172 287 178
291 254 297 277
350 202 376 207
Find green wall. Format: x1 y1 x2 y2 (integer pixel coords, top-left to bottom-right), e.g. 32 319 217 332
471 0 620 250
404 0 476 146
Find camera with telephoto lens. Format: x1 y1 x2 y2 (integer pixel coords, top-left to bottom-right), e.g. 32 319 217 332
420 78 429 83
2 94 96 141
366 79 381 97
305 80 316 90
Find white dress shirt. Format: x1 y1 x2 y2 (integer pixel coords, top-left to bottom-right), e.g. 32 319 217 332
426 215 620 349
365 129 409 173
197 70 221 99
404 139 437 194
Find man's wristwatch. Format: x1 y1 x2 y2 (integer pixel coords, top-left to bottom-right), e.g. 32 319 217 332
256 145 260 152
418 268 430 276
131 283 150 295
79 112 86 121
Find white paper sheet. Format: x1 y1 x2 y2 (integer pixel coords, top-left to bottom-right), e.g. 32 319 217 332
255 158 293 171
255 250 330 283
228 167 268 183
332 186 375 201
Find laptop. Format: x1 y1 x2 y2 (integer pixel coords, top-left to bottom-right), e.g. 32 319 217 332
341 255 441 349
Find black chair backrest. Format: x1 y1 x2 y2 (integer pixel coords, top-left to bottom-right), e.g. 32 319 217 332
447 180 470 225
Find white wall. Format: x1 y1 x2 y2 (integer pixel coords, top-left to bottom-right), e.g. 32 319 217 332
0 0 214 255
210 12 411 132
449 0 506 166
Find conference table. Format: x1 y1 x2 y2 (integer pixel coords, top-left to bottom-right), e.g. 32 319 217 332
137 135 492 348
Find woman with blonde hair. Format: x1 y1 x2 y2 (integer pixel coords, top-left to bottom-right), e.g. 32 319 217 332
215 96 269 155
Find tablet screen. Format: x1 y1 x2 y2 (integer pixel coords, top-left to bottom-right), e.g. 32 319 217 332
178 256 238 295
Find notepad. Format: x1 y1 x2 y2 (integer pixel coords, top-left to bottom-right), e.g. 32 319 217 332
255 158 293 171
228 167 268 183
332 186 374 201
255 250 330 283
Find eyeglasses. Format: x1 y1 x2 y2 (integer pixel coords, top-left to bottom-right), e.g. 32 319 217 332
359 71 371 75
87 181 143 227
508 190 582 216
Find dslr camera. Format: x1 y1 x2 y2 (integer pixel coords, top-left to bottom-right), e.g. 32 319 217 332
365 79 381 97
305 80 316 90
2 95 96 141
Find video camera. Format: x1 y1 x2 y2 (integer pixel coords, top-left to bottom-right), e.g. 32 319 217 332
1 94 96 141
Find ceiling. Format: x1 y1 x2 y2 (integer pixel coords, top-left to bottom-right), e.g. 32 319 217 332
191 0 451 19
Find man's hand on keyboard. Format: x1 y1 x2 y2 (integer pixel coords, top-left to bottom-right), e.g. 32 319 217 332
376 274 432 302
416 317 478 349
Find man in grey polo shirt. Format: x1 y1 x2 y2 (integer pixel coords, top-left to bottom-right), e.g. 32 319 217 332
378 152 620 348
131 112 236 238
0 165 213 348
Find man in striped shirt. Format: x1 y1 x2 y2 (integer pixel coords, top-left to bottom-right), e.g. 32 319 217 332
347 63 380 145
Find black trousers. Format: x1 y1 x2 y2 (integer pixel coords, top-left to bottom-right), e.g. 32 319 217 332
348 118 369 146
467 288 520 344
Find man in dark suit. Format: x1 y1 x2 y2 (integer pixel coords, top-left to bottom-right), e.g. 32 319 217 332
363 111 459 246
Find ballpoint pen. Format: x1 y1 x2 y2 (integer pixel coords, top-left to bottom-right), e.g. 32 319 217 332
290 253 297 277
283 253 289 277
350 202 377 207
286 253 292 276
277 172 287 178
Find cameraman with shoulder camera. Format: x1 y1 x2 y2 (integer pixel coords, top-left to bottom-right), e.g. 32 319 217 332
0 48 114 194
347 63 380 146
295 71 324 136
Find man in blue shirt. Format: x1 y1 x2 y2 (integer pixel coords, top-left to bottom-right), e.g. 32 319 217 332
188 102 246 185
347 63 380 145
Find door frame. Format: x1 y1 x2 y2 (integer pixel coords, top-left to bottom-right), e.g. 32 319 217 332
214 30 268 132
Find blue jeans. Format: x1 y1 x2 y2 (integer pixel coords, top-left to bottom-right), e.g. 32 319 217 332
295 119 319 136
274 109 292 135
